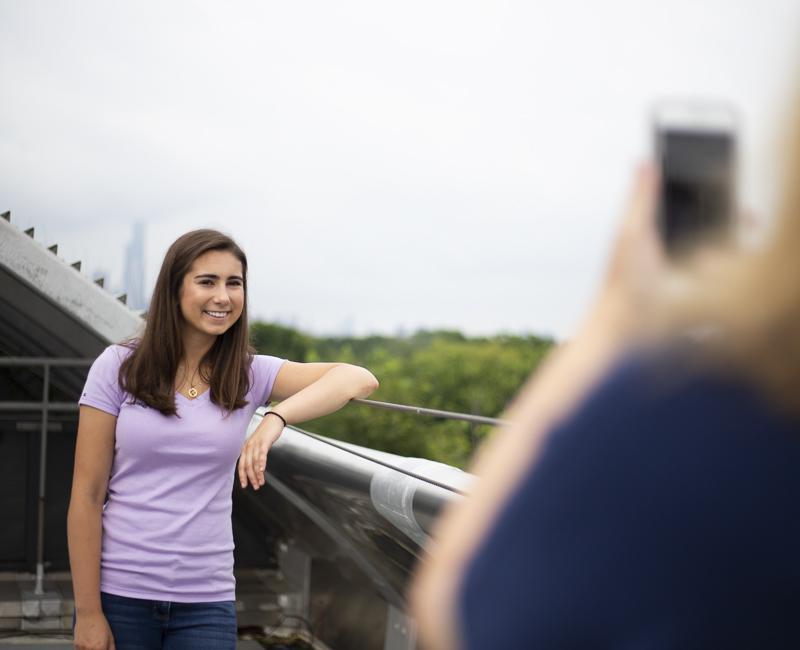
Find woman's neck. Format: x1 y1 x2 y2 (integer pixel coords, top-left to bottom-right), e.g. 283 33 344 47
181 330 216 371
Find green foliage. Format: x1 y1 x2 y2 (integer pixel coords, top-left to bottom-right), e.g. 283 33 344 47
250 322 312 362
250 323 554 469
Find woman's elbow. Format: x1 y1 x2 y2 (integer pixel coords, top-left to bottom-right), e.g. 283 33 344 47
71 480 108 509
348 365 379 399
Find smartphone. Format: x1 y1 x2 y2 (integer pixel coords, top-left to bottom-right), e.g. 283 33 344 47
653 102 737 257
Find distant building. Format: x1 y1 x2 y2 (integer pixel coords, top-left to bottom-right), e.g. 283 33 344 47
338 315 355 336
123 221 146 310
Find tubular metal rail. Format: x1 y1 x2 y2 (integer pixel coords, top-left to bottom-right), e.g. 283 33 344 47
246 412 472 649
0 358 90 598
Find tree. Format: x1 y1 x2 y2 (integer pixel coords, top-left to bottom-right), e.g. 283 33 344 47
250 322 554 468
250 322 312 361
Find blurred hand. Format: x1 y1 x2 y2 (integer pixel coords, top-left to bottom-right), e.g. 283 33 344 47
411 163 668 650
585 163 667 340
606 164 664 293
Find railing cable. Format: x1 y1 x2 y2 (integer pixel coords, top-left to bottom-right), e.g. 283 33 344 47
351 398 509 427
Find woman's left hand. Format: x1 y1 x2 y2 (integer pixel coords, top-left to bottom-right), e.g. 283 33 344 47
237 415 284 490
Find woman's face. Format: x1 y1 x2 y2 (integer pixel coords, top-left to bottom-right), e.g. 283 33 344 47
178 249 245 340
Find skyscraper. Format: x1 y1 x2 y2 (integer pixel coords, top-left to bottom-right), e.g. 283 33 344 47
123 221 146 310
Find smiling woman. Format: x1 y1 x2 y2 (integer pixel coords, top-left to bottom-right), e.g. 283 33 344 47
66 229 379 650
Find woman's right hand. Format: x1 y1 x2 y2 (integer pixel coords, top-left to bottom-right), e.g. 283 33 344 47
74 611 115 650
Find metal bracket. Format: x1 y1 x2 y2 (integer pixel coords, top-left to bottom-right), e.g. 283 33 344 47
277 541 311 623
384 604 417 650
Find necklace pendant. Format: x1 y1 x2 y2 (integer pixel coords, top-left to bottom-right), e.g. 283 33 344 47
188 387 198 399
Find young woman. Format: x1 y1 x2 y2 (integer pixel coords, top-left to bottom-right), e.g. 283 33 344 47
411 97 800 648
67 229 379 650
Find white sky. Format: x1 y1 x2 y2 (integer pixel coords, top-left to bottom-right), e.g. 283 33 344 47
2 1 798 339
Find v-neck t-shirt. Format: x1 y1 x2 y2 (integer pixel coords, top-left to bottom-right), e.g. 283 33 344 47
78 344 286 602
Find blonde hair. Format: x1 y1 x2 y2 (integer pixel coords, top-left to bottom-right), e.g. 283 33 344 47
661 93 800 414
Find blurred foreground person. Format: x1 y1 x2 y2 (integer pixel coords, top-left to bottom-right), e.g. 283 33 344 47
410 98 800 649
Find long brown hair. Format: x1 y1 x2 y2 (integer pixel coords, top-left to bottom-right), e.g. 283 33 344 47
119 229 254 416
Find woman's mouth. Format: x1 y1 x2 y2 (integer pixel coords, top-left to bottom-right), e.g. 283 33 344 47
203 310 230 320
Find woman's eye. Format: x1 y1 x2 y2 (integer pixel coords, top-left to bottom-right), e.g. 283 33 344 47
201 280 214 286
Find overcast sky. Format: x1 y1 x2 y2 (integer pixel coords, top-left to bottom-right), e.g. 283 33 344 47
2 1 798 339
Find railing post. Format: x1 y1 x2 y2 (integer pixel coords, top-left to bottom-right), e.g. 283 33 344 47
34 362 50 595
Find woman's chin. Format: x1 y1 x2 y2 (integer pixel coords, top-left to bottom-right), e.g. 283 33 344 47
186 321 232 339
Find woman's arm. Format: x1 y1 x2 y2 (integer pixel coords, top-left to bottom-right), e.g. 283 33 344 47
269 361 380 416
409 165 663 649
67 405 117 650
238 362 379 489
408 296 630 649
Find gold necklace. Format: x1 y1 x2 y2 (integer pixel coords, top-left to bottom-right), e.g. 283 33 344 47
182 365 201 399
187 372 199 398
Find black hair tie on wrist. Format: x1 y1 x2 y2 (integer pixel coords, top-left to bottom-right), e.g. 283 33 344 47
266 410 287 427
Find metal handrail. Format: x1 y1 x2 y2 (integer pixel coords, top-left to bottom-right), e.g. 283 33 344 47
352 398 508 427
2 356 504 594
0 401 79 411
285 422 470 496
0 357 93 366
1 359 506 423
0 356 93 594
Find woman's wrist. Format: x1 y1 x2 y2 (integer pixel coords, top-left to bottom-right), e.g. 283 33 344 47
75 602 104 617
257 411 286 441
578 289 637 343
264 410 287 427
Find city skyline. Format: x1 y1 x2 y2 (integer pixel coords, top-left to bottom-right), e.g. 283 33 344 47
2 1 799 339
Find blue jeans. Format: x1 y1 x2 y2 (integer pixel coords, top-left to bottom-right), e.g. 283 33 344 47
76 591 238 650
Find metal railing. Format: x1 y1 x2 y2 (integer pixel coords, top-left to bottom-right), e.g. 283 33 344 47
0 357 92 594
352 398 508 427
0 357 505 593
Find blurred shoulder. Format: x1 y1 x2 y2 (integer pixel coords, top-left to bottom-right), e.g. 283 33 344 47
94 343 134 364
565 342 800 450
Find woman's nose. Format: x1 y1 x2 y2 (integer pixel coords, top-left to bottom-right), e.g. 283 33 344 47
213 285 231 304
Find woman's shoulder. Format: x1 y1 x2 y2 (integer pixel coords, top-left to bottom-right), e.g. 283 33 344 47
80 343 137 413
248 353 288 403
85 343 138 382
250 353 287 372
97 342 137 365
595 343 793 424
554 343 800 473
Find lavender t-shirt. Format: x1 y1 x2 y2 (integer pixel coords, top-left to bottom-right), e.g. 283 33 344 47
78 344 286 603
